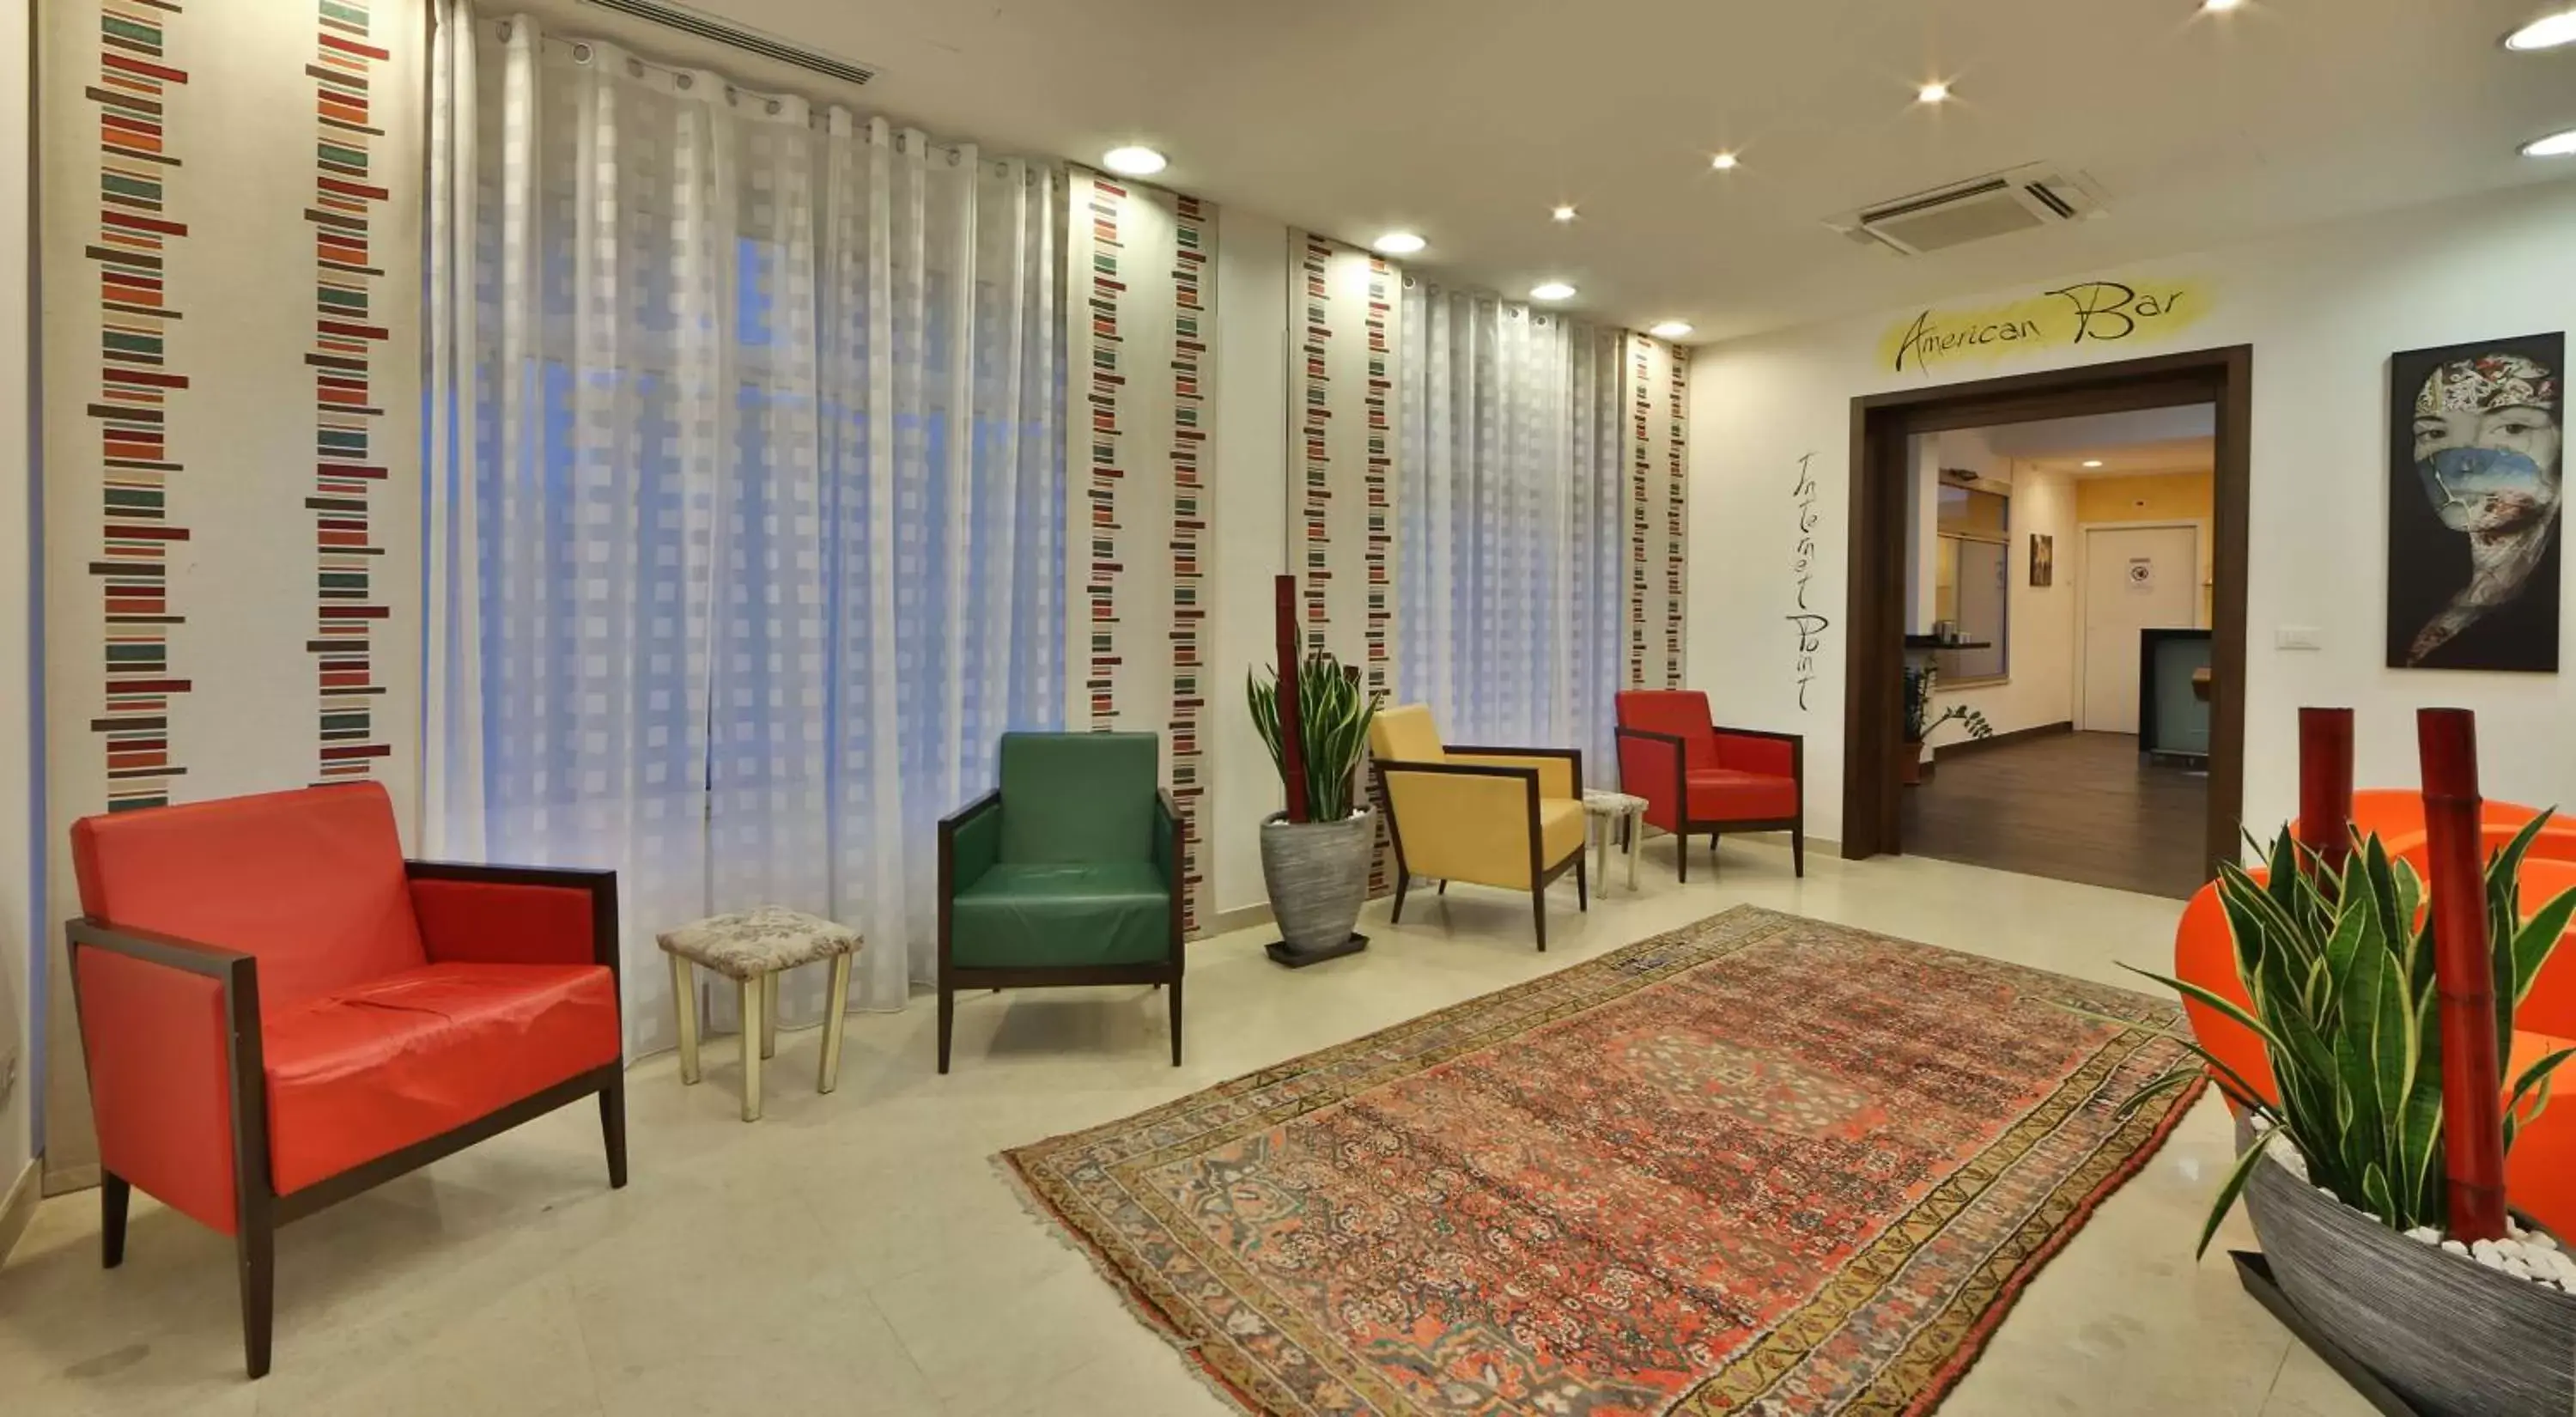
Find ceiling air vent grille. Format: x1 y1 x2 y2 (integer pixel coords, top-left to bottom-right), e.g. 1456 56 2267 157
1826 163 2104 256
575 0 878 87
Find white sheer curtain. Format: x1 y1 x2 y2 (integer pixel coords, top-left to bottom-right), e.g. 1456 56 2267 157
424 3 1063 1050
1397 279 1625 777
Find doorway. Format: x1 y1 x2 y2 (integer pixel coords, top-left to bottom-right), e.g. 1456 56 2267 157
1843 346 2251 885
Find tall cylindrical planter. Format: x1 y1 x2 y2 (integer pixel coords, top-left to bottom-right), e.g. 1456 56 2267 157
2239 1120 2576 1416
1260 809 1373 960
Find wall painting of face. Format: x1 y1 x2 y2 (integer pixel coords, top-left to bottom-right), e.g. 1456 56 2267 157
2385 332 2563 672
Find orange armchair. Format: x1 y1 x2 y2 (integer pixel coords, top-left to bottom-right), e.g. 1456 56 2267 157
1613 689 1804 882
66 782 625 1377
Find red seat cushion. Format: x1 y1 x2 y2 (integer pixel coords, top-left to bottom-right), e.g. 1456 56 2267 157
1686 768 1798 824
262 963 620 1195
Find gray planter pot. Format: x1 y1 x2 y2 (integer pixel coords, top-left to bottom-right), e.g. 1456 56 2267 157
1259 809 1373 956
2239 1118 2576 1416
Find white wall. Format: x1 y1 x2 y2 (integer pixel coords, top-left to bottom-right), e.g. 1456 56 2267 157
1 0 36 1194
1210 205 1290 917
1938 465 2078 744
1691 176 2576 847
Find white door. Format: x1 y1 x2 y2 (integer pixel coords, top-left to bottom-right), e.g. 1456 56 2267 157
2081 525 2199 733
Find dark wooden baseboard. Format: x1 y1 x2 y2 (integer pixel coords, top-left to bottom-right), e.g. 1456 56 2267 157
1935 720 2073 760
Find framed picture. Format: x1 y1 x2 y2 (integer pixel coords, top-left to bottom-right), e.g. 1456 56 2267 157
2029 533 2054 587
2385 332 2563 672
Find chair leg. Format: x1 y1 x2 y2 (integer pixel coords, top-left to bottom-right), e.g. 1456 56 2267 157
239 1214 274 1380
1437 879 1448 896
1532 887 1549 952
1677 824 1690 884
1793 824 1807 878
819 952 853 1094
1168 971 1184 1067
598 1075 629 1189
1710 831 1722 876
937 983 956 1075
670 955 702 1086
100 1172 130 1268
759 972 779 1061
1390 871 1410 924
1576 854 1589 911
738 978 764 1122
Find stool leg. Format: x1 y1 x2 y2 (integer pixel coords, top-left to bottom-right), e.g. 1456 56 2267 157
1626 811 1641 891
738 977 765 1122
671 956 702 1086
819 952 853 1094
760 972 779 1060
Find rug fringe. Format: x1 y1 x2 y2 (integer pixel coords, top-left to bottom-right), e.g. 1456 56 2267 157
988 1150 1265 1417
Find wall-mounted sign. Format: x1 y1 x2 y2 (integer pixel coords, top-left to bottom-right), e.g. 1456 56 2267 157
1879 277 2213 375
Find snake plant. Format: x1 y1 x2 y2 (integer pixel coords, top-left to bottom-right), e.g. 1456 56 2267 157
1247 651 1382 823
2093 817 2576 1256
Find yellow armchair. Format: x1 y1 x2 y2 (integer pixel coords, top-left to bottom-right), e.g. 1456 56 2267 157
1366 704 1588 950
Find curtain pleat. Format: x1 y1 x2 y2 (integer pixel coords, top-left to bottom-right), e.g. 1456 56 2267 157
424 9 1064 1051
1398 281 1624 775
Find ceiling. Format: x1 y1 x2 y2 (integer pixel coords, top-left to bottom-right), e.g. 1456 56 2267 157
550 0 2576 342
2017 437 2216 479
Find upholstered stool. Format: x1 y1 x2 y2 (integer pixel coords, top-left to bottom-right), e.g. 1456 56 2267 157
657 906 862 1121
1581 788 1651 891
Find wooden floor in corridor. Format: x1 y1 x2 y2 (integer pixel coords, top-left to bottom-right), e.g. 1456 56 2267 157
1898 730 2209 900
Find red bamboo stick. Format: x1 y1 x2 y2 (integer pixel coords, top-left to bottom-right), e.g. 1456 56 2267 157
2418 707 2508 1243
2297 707 2354 879
1273 575 1309 824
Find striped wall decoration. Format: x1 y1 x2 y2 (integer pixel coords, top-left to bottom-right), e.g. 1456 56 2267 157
1623 333 1690 687
1066 170 1218 934
88 0 196 811
308 0 396 782
1289 232 1402 892
41 0 427 1185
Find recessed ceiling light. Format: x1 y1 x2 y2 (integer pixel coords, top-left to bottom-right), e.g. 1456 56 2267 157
2082 459 2105 468
2201 0 2243 11
1551 204 1578 222
2524 127 2576 157
1373 231 1426 255
1709 151 1740 171
1529 282 1577 301
1917 82 1951 104
2505 8 2576 47
1101 145 1166 176
1649 321 1693 339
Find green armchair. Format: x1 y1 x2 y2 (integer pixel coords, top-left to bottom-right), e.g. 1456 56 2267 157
937 732 1183 1073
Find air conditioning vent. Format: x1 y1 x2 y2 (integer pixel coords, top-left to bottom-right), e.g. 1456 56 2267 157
1826 163 2104 256
576 0 878 87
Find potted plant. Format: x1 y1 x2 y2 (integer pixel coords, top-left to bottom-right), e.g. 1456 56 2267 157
2092 766 2576 1412
1899 664 1991 785
1247 578 1382 967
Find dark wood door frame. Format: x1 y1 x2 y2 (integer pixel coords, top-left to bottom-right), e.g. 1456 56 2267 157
1842 344 2253 882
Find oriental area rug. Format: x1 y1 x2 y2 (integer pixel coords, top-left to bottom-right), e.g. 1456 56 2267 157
1002 906 2203 1416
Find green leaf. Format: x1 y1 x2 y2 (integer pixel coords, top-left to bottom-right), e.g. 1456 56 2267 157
2111 1067 2203 1123
2510 885 2576 1009
2196 1131 2285 1260
2120 966 2297 1066
2361 1163 2396 1230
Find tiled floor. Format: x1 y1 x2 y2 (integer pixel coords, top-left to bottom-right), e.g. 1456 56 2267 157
0 838 2371 1417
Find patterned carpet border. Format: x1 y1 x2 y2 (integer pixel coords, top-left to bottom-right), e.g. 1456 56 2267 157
1000 905 2204 1416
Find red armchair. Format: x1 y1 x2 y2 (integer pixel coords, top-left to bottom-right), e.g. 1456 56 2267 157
64 782 625 1378
1613 689 1805 882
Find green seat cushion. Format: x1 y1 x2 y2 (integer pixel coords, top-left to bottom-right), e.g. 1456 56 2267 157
949 861 1171 969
